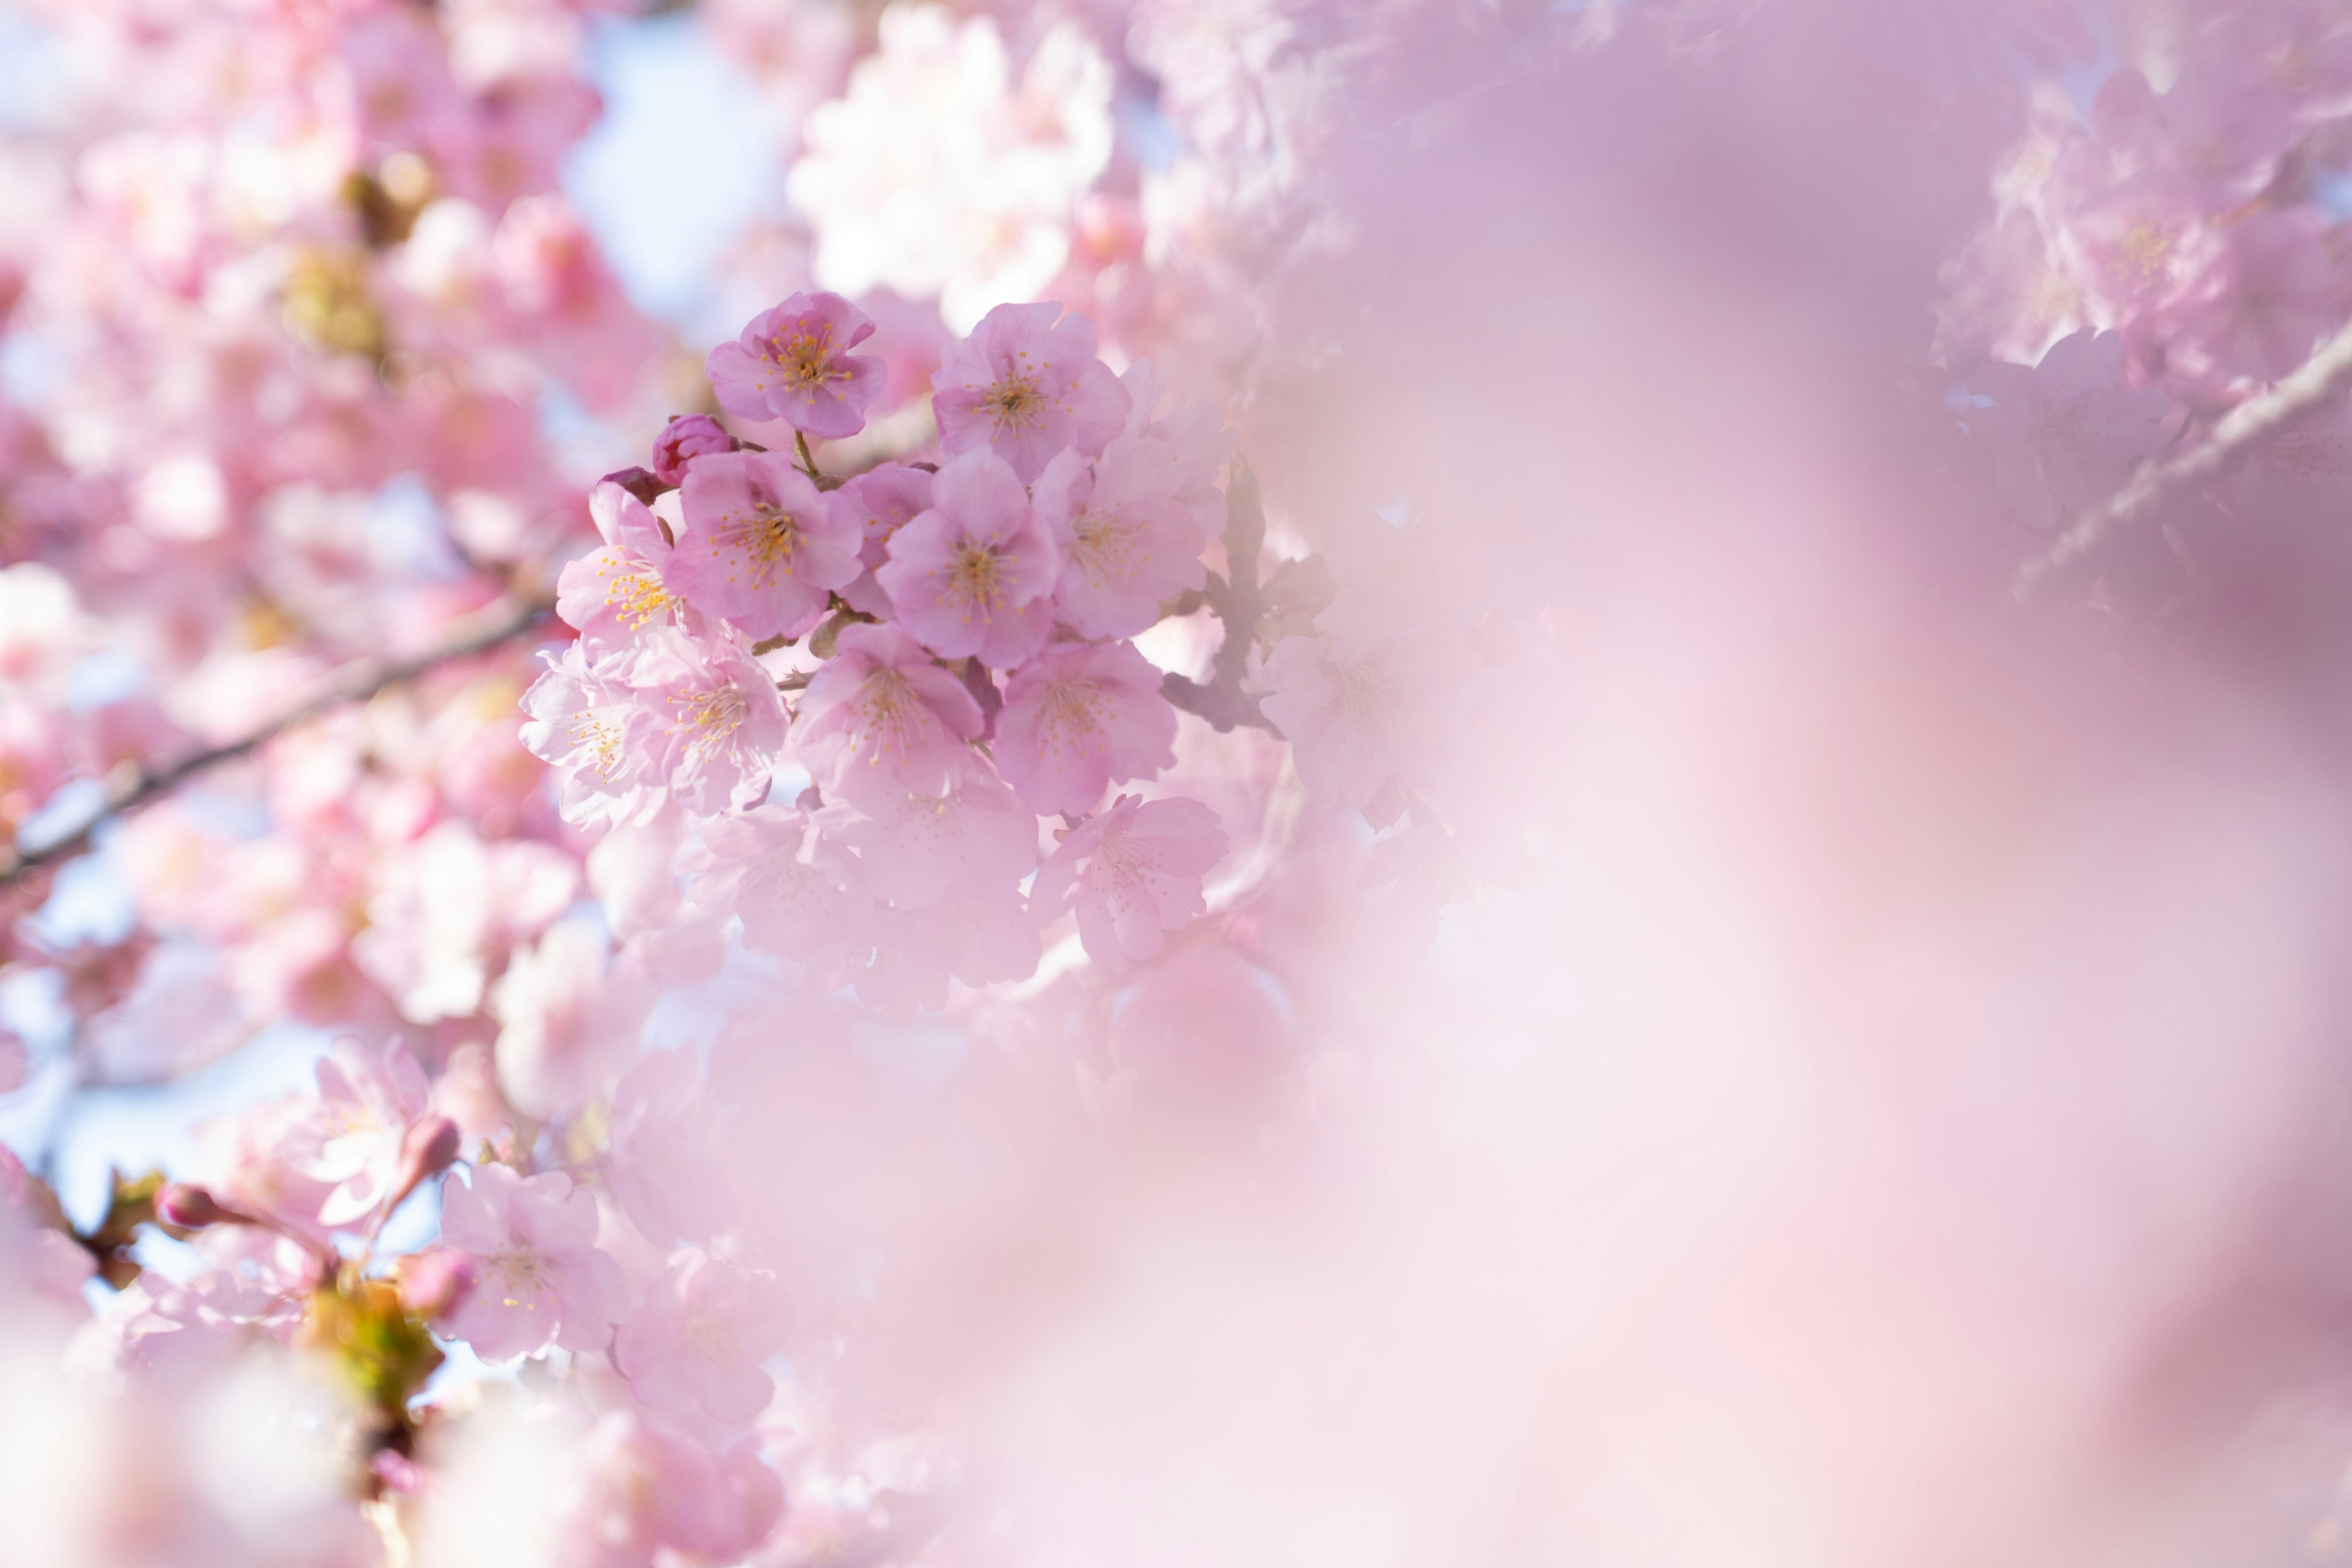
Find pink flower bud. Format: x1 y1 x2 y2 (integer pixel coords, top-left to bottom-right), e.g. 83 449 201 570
156 1182 232 1229
395 1248 474 1321
382 1114 461 1218
650 415 734 485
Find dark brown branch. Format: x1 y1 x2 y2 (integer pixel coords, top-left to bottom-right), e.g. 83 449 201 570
0 595 557 889
1162 455 1284 737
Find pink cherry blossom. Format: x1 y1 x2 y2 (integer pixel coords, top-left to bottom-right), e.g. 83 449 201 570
1031 793 1227 970
705 291 884 438
995 639 1178 815
1117 358 1235 538
856 891 1043 1015
489 919 654 1122
669 450 861 643
793 622 986 804
815 767 1037 908
1032 439 1210 639
830 462 933 617
281 1036 432 1227
521 642 661 829
650 415 734 485
557 486 691 658
1259 597 1461 812
437 1163 630 1362
930 301 1130 482
609 1047 736 1248
1966 329 2175 535
636 630 792 815
687 806 876 981
876 447 1060 666
613 1249 790 1423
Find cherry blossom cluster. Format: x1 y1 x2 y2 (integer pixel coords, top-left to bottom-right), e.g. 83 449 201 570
522 292 1246 1010
1940 4 2352 553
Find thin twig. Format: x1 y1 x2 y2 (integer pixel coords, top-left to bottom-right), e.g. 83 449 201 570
1163 455 1284 736
0 595 557 888
2014 317 2352 601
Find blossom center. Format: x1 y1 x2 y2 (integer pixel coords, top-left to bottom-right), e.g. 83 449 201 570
763 327 840 391
2121 221 2172 280
1069 509 1137 581
673 684 750 763
1040 680 1108 747
568 706 628 781
597 561 673 630
947 541 1006 611
488 1242 550 1308
981 372 1047 431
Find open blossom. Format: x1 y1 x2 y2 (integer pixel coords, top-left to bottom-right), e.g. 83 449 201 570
614 1249 790 1423
995 639 1178 815
637 630 791 815
857 891 1042 1014
521 641 659 829
353 821 580 1023
669 450 861 643
281 1036 432 1227
815 767 1038 909
1259 597 1461 812
609 1047 736 1248
1119 360 1235 537
1034 439 1210 639
1031 793 1227 970
1966 329 2174 535
557 481 688 660
931 301 1129 482
877 447 1059 665
830 462 933 617
705 291 884 437
688 806 875 980
489 918 654 1121
437 1163 630 1361
787 8 1113 331
793 622 986 804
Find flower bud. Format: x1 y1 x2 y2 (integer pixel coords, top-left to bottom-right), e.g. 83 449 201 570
599 466 667 508
383 1114 461 1218
651 415 734 486
394 1248 474 1321
155 1182 232 1229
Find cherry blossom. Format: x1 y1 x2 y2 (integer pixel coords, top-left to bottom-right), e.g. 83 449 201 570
280 1036 432 1227
704 291 884 437
635 630 792 816
650 415 735 486
1032 439 1212 639
931 301 1131 482
830 461 933 617
876 447 1060 665
436 1163 630 1362
793 622 987 804
669 450 862 643
612 1249 790 1423
687 805 876 978
1031 793 1227 970
995 639 1179 815
521 643 661 829
815 767 1038 909
608 1047 736 1249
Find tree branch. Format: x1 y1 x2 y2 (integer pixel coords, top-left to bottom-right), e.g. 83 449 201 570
2013 316 2352 602
0 595 557 889
1162 455 1284 736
